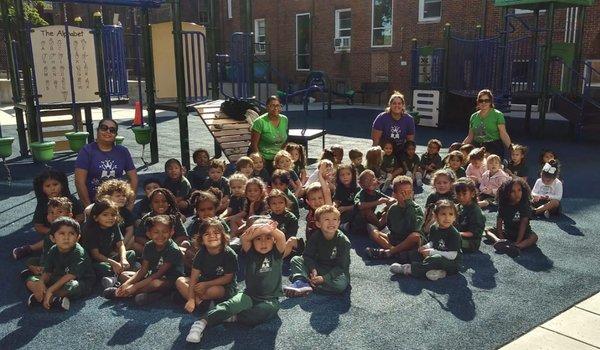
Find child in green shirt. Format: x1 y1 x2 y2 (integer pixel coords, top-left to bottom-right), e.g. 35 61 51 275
103 215 184 305
454 178 486 252
284 205 351 297
26 217 95 310
185 218 286 344
354 170 395 233
266 189 302 258
365 176 423 259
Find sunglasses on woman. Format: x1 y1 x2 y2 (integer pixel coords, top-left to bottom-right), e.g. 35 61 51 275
99 124 118 134
477 98 491 104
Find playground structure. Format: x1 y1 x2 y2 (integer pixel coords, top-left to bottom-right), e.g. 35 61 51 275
411 0 600 139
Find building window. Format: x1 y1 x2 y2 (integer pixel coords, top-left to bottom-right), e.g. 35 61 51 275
372 0 392 47
419 0 441 23
254 19 266 54
335 9 351 51
227 0 233 19
296 13 310 71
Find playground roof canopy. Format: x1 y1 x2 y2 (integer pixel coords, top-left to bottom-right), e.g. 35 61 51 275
46 0 164 7
495 0 595 8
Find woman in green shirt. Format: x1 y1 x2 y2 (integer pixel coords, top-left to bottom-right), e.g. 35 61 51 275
250 96 288 175
463 89 512 158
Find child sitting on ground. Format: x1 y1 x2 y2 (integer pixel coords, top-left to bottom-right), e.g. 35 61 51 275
445 150 466 179
485 178 538 257
365 146 384 182
270 169 300 218
175 218 237 313
273 150 302 192
538 149 558 176
285 143 308 184
381 140 403 192
303 159 335 195
304 171 333 240
505 144 529 182
478 154 510 208
400 140 422 186
135 188 188 254
82 198 136 289
330 144 344 169
92 179 136 250
189 148 211 190
185 218 286 343
249 152 270 184
163 158 192 214
284 205 351 297
133 178 161 223
420 139 443 182
423 169 456 235
267 189 302 258
235 156 254 179
13 169 84 260
454 178 486 253
219 173 248 234
26 217 95 310
103 215 184 305
390 199 462 281
365 175 424 259
466 147 486 185
531 160 563 219
354 169 395 232
460 144 475 166
201 159 231 213
333 164 360 233
348 148 365 176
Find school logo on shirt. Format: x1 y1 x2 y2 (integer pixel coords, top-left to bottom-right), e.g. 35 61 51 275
330 246 338 259
513 211 521 222
157 256 164 269
215 266 224 276
390 125 402 141
460 215 468 226
437 239 446 250
259 258 272 273
64 266 71 274
99 159 117 180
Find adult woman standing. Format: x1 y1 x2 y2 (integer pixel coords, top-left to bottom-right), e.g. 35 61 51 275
371 91 416 159
250 96 288 174
463 89 512 158
74 119 138 207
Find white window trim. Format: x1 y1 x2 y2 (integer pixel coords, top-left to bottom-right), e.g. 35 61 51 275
335 8 351 39
418 0 441 23
227 0 233 19
515 8 546 15
371 0 393 48
254 18 266 55
296 13 311 71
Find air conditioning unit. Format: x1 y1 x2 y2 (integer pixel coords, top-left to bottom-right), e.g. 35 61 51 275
334 37 351 51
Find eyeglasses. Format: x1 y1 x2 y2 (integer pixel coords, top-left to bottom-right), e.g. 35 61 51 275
99 124 118 134
267 104 282 109
477 99 491 104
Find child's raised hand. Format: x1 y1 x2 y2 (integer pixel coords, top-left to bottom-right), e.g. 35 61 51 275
184 299 196 313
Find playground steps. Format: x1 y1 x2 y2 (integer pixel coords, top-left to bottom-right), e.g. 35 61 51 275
194 100 251 162
552 94 600 139
38 108 83 152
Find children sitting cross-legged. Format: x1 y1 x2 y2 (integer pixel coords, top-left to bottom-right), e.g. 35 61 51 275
333 164 360 233
284 205 351 297
364 176 424 259
189 148 211 190
219 173 248 235
531 159 563 219
185 217 286 344
285 142 308 184
354 169 395 233
26 217 95 310
445 150 466 179
390 199 462 281
399 140 422 186
266 189 301 258
273 150 303 193
91 179 136 251
478 154 510 208
420 139 443 183
103 215 184 305
82 198 136 290
270 169 300 219
175 218 238 313
466 147 487 185
485 178 538 257
454 178 486 253
201 159 231 213
133 178 161 224
505 144 529 182
423 169 456 235
304 169 333 240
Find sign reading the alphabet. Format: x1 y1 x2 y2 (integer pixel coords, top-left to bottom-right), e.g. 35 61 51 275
30 25 99 104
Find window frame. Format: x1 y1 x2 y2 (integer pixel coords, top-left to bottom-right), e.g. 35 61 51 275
371 0 393 48
254 18 266 55
335 8 352 39
296 13 311 71
418 0 442 23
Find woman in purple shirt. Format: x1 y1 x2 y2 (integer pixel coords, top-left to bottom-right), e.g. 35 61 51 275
74 119 138 207
371 91 416 159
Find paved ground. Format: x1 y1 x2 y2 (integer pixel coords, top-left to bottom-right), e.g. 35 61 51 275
0 103 599 350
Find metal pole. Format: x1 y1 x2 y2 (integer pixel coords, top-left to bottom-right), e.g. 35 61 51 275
141 7 158 164
208 0 220 100
538 3 555 136
14 0 40 143
572 7 585 96
1 1 20 104
171 0 191 169
440 23 451 128
93 11 112 119
62 3 79 131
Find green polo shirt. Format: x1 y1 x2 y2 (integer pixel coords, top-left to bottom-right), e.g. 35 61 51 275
251 114 288 160
470 108 505 144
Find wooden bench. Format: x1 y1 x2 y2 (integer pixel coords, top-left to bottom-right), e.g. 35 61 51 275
354 82 389 105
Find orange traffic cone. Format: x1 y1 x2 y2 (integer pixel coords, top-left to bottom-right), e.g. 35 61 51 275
132 101 143 126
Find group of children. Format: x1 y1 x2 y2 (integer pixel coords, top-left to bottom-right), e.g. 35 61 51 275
11 137 563 344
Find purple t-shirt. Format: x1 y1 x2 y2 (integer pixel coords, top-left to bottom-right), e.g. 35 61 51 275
75 142 135 201
372 112 416 150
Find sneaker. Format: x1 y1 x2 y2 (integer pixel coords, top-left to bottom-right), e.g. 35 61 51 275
415 177 423 187
101 276 118 289
186 320 207 343
283 279 313 297
27 294 39 307
12 245 32 260
229 237 242 247
103 287 118 299
426 269 447 281
20 269 34 281
365 247 389 259
543 210 551 219
390 263 411 275
134 292 162 306
52 296 70 311
493 239 510 254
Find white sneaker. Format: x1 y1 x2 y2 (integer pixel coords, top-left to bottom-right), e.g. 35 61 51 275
426 269 447 281
390 263 410 275
415 173 423 187
101 276 118 289
186 320 206 343
543 210 551 219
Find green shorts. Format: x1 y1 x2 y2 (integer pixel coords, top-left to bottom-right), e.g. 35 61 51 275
27 275 92 299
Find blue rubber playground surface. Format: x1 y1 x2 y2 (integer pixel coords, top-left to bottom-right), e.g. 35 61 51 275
0 107 599 349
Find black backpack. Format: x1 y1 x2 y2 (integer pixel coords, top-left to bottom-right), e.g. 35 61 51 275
220 98 261 121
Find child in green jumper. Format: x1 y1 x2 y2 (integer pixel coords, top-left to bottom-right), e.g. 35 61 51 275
390 199 462 281
26 217 95 310
185 218 286 343
454 178 486 252
284 205 351 297
365 176 424 259
103 215 184 305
